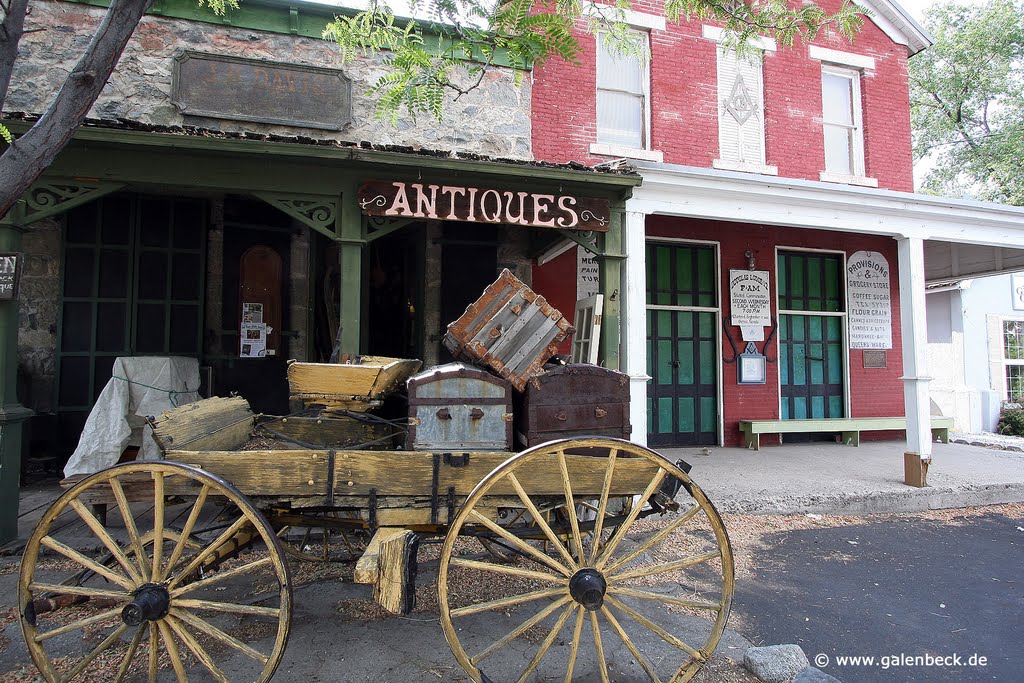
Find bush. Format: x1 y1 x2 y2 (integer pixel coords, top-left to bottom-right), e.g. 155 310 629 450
997 404 1024 436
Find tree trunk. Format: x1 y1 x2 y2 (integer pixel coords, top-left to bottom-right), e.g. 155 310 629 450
0 0 154 219
0 0 31 112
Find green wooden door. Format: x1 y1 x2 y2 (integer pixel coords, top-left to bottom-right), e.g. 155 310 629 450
646 244 718 446
777 251 845 420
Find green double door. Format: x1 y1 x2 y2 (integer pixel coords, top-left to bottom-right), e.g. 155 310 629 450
646 244 718 447
777 251 845 420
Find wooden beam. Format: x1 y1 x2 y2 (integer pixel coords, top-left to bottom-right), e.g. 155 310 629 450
372 529 419 615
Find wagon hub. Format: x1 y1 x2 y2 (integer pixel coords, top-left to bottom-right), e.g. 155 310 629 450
122 583 171 626
569 568 607 611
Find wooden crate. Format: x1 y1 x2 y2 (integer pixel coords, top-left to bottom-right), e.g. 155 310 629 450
407 363 513 451
287 356 422 412
515 364 631 447
443 269 573 392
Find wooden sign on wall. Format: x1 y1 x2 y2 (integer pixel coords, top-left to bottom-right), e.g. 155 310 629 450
359 181 611 231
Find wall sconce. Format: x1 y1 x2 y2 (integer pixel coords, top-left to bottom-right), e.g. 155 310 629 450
745 250 756 271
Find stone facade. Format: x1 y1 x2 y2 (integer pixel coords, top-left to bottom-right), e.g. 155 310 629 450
17 219 60 414
9 1 532 160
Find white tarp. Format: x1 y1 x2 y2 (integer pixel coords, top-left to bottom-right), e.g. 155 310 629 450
64 356 200 477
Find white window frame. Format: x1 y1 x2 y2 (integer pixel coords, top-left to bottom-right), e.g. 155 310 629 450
591 29 662 161
820 65 867 179
999 318 1024 401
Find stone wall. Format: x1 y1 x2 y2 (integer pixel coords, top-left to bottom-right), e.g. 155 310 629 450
8 1 532 160
17 219 60 414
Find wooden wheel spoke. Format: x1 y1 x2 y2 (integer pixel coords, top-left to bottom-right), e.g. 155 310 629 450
589 449 618 566
610 551 720 583
61 623 129 682
68 499 144 586
39 536 134 590
563 605 585 683
604 504 701 575
34 606 123 643
605 595 704 660
166 515 252 590
589 610 610 683
157 619 188 683
114 625 146 683
507 472 578 570
600 605 663 683
161 484 210 583
171 607 271 664
515 603 575 683
174 598 281 618
556 451 586 563
170 555 274 597
470 596 571 666
152 472 165 584
595 468 668 570
451 586 566 618
166 614 230 683
110 477 150 580
468 510 571 577
29 582 131 601
450 557 566 585
148 623 159 683
607 586 722 611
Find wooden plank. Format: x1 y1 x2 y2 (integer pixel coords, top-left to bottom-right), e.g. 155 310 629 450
354 527 408 585
741 416 954 435
372 529 418 615
150 396 254 452
165 451 330 498
287 357 421 402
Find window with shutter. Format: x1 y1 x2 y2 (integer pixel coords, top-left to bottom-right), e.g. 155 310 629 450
712 45 776 175
596 30 649 150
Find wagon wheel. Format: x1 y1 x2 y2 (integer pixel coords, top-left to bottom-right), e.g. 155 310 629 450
19 461 292 682
438 437 734 683
271 508 369 563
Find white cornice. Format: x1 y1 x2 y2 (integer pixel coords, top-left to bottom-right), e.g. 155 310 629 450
627 161 1024 250
702 25 778 52
854 0 933 56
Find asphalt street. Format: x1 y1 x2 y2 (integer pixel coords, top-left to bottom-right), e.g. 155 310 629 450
731 510 1023 682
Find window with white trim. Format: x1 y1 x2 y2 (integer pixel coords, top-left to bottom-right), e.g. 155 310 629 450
1003 320 1024 401
715 47 767 168
596 30 649 150
821 66 865 177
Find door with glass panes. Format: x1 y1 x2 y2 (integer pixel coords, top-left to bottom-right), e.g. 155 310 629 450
777 250 845 420
646 243 718 446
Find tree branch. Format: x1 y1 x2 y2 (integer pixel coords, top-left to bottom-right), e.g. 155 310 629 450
0 0 30 113
0 0 154 218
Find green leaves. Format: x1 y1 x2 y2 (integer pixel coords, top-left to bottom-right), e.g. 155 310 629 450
910 0 1024 204
322 0 866 122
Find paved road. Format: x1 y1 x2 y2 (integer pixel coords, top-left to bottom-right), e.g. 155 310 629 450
732 510 1023 682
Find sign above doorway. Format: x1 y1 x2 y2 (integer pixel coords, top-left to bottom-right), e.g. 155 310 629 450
358 181 611 231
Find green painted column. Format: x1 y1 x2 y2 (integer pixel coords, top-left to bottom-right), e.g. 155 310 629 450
336 187 364 356
0 204 34 544
598 208 625 371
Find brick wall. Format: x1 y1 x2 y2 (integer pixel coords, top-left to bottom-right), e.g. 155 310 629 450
532 0 914 191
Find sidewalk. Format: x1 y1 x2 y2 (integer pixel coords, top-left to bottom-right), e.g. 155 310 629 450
668 439 1024 515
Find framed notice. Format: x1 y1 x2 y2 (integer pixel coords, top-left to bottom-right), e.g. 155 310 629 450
1011 273 1024 311
847 251 892 349
0 252 22 301
729 269 770 341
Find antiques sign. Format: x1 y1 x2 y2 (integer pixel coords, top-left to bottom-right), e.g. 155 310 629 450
172 51 352 130
847 250 892 349
0 252 21 300
359 181 611 231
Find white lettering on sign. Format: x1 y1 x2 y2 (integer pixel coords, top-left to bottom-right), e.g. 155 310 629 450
0 253 19 300
729 269 771 329
847 250 892 349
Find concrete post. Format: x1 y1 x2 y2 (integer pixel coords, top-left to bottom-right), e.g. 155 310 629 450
0 206 34 543
897 236 932 487
623 209 649 446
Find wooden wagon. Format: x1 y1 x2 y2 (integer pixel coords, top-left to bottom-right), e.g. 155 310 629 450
17 397 735 683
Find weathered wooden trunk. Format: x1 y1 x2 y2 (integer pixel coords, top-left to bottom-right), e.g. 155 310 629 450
515 364 631 447
443 269 573 392
406 363 513 451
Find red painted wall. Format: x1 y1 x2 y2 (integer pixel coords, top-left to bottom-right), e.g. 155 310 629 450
645 217 905 446
532 0 914 191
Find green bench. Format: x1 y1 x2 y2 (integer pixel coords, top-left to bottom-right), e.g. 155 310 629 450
738 416 955 451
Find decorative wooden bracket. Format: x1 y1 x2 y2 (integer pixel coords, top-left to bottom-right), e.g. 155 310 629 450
251 192 340 241
556 227 606 256
364 215 415 242
19 180 126 225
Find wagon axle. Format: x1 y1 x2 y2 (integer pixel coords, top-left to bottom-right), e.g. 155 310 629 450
121 583 171 626
568 568 607 611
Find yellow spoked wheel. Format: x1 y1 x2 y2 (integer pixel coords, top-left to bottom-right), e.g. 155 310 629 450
19 461 292 682
438 437 734 683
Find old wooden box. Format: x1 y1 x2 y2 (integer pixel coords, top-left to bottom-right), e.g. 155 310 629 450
288 356 422 412
407 363 513 451
443 269 573 392
515 364 631 447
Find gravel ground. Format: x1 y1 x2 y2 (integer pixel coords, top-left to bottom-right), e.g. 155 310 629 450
950 430 1024 451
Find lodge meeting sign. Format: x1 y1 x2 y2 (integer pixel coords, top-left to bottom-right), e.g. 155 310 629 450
847 250 892 349
359 181 611 231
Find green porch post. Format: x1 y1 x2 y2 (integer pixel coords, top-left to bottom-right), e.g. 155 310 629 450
598 208 625 371
0 204 34 544
336 188 364 355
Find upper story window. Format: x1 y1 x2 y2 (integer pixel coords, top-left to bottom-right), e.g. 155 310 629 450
596 30 650 151
810 46 877 187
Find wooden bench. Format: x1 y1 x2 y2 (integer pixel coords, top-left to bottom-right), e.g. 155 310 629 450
738 416 955 451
